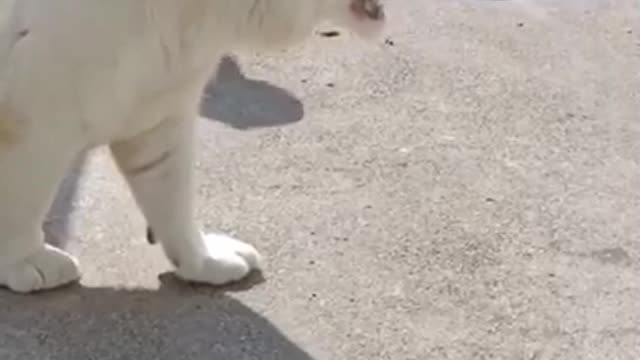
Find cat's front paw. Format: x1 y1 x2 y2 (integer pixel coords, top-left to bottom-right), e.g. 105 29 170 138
0 244 80 293
174 234 261 286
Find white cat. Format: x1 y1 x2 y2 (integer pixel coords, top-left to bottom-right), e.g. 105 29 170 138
0 0 385 293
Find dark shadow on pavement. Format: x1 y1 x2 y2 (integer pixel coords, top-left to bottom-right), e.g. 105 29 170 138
202 56 304 130
0 275 315 360
43 152 87 250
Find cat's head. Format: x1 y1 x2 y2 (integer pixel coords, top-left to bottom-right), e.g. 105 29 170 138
323 0 386 39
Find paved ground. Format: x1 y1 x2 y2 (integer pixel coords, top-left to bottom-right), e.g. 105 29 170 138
1 0 638 359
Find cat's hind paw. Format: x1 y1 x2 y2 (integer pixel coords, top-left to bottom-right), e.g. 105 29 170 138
0 244 80 293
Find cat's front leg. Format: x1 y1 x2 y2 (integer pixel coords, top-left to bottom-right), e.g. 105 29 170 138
109 115 261 286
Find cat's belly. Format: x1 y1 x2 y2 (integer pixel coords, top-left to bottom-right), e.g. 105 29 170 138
109 85 203 143
58 53 216 147
107 66 214 144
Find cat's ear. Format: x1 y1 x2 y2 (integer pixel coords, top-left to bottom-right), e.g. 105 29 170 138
328 0 386 39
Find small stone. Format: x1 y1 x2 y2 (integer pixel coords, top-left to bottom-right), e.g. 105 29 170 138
517 22 524 27
384 38 395 46
146 226 156 244
319 30 340 38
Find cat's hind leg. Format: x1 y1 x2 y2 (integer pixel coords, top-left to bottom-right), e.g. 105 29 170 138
110 114 261 286
0 120 81 293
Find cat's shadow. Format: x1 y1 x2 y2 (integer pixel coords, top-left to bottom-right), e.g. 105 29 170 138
43 152 86 249
201 55 305 129
0 274 315 360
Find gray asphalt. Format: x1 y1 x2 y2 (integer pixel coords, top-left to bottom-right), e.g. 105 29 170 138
1 1 638 359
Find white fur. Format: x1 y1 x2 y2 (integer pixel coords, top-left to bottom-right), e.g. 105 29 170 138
0 0 384 293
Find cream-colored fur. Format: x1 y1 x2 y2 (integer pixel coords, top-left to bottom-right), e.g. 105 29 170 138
0 0 385 293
